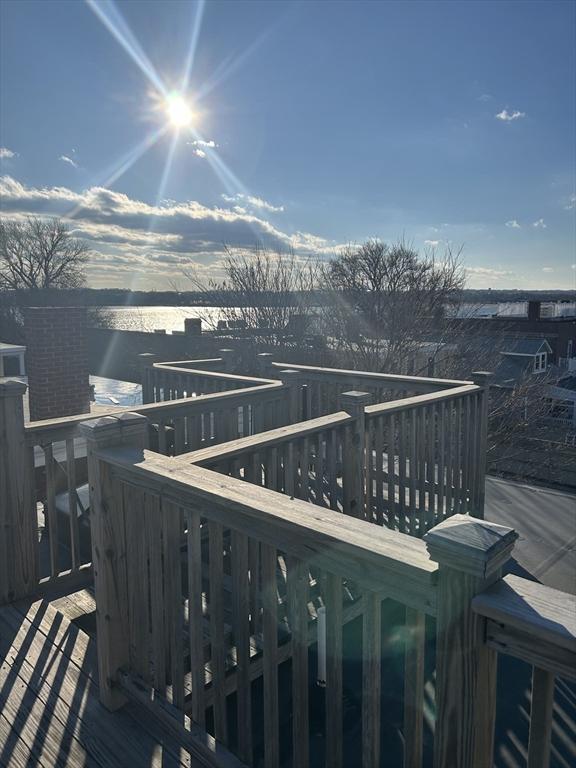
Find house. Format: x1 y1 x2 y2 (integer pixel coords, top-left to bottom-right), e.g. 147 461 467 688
493 337 553 388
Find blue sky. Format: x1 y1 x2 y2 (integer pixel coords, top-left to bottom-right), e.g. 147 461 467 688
1 0 574 290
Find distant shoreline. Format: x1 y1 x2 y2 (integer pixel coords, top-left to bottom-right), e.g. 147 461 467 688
1 287 575 309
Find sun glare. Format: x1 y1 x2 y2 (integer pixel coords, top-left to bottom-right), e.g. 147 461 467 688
165 92 194 128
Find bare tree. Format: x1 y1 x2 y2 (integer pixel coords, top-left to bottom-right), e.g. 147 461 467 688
184 246 319 344
0 217 90 290
318 239 465 372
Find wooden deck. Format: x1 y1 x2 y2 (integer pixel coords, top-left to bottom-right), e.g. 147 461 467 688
0 597 197 768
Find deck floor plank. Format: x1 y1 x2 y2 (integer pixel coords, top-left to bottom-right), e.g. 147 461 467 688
0 599 198 768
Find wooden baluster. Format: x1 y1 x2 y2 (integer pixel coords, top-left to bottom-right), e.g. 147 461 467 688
125 486 150 682
366 420 374 522
231 530 252 764
186 507 205 726
438 401 446 524
287 555 309 768
315 432 325 507
425 515 517 768
262 543 280 768
445 404 454 520
409 410 417 535
398 412 407 533
249 538 261 638
463 396 472 513
146 492 166 694
426 404 436 533
527 667 555 768
417 408 427 537
362 592 382 768
375 415 385 524
387 414 397 529
43 443 59 576
328 430 338 511
174 417 185 455
208 520 227 743
301 436 310 501
325 572 343 768
65 437 81 571
403 607 425 768
164 501 184 710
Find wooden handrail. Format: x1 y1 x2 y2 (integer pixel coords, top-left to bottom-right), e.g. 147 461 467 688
180 410 352 466
271 361 472 392
472 574 576 680
99 446 439 614
365 383 480 418
153 363 276 387
24 382 284 444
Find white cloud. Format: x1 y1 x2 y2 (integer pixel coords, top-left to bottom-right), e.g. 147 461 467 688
564 194 576 210
424 239 440 246
222 193 284 213
187 139 217 149
542 267 554 273
0 148 17 159
466 267 514 278
0 175 339 286
532 218 547 228
477 93 492 102
505 220 521 228
194 149 206 159
59 155 79 168
495 109 525 122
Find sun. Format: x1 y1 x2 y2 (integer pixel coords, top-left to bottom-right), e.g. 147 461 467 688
165 92 194 129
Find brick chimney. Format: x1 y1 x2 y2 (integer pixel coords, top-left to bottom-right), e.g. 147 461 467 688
24 307 91 421
527 301 541 322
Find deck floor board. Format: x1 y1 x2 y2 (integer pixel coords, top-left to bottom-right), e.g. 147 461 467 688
0 598 197 768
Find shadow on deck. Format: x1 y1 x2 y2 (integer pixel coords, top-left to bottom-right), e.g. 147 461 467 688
0 598 194 768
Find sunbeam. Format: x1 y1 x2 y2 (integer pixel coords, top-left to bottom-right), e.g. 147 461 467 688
85 0 167 96
65 125 168 221
181 0 206 91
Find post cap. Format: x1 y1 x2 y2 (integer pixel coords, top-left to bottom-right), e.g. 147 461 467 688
0 379 27 397
79 412 148 442
424 514 517 578
340 390 373 406
471 371 493 386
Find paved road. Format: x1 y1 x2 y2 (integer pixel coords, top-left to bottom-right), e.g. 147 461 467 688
485 475 576 593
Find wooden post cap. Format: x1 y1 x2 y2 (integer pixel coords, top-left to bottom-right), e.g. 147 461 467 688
138 352 157 366
471 371 493 386
278 369 300 380
340 391 373 407
424 514 517 578
0 380 27 397
79 412 148 443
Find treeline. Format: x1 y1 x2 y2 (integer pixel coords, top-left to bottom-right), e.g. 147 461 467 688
1 286 574 309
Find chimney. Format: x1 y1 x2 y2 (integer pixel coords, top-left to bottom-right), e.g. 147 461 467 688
24 307 91 421
527 301 541 322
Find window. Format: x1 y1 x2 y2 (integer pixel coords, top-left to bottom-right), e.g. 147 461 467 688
533 351 547 373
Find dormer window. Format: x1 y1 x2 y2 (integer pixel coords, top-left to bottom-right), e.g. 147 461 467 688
533 351 547 373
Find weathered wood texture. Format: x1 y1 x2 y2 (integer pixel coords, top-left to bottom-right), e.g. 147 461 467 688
0 381 37 605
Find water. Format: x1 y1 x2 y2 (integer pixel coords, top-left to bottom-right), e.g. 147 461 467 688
101 305 226 333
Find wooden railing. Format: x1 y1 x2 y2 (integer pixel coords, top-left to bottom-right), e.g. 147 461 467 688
80 413 576 768
183 384 486 534
473 575 575 768
270 361 472 419
0 372 287 600
141 352 274 405
82 414 438 768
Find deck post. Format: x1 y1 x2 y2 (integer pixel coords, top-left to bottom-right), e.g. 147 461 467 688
80 412 149 710
256 352 275 378
0 380 37 605
279 369 302 424
425 514 517 768
138 353 158 404
340 391 372 518
471 371 492 519
218 348 235 372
